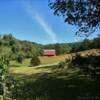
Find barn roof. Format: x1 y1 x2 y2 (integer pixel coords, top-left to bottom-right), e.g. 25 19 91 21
43 49 56 52
43 49 56 56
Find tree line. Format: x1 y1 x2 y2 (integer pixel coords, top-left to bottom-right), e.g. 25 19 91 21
0 34 100 59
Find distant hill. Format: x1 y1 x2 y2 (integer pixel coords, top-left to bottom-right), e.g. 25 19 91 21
43 36 100 54
0 34 100 59
0 34 42 59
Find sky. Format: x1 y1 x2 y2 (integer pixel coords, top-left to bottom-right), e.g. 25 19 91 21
0 0 98 44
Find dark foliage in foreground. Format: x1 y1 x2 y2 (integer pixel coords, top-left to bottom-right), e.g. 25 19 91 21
49 0 100 36
0 56 9 99
6 73 100 100
71 54 100 78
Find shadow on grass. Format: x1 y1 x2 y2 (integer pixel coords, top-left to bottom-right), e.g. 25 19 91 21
10 64 22 67
10 72 100 100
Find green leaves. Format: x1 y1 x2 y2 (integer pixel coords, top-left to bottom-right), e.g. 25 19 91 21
0 56 8 74
49 0 100 36
0 56 9 99
30 55 41 66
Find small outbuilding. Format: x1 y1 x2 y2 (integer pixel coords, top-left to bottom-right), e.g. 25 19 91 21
43 49 56 56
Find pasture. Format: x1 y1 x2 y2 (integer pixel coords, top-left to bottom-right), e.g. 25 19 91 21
10 54 68 75
9 51 100 100
9 65 100 100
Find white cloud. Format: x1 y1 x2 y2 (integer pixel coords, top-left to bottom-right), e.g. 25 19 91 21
21 0 57 43
34 14 57 43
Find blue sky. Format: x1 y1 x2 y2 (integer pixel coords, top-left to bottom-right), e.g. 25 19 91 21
0 0 98 44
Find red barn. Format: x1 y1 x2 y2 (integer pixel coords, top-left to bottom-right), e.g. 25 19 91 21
43 49 56 56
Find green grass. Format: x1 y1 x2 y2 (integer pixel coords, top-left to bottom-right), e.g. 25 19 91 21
10 65 58 76
39 55 68 65
10 65 100 100
10 55 67 67
9 55 67 77
9 54 100 100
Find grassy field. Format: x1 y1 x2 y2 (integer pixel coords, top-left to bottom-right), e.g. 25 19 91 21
39 54 71 65
9 64 100 100
10 54 68 75
9 51 100 100
10 49 100 75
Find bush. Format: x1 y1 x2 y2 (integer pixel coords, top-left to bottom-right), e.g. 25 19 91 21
30 55 41 66
16 54 24 63
58 61 65 69
71 54 100 78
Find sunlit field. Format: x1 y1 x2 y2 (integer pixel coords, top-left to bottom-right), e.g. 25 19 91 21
10 49 100 75
10 54 68 75
9 57 100 100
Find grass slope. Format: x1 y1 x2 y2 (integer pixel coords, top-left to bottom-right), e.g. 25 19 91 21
10 49 100 75
10 54 68 75
10 65 100 100
9 50 100 100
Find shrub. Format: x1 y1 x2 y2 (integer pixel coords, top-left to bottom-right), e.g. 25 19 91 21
16 54 24 63
71 54 100 78
58 61 65 69
30 55 41 66
0 56 9 99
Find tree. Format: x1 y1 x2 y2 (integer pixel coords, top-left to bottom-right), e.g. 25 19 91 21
71 54 100 78
30 55 41 66
16 54 24 63
92 37 100 48
3 34 14 40
80 39 91 50
0 56 9 99
49 0 100 36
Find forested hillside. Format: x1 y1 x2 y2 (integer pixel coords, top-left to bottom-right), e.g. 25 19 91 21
0 34 42 59
0 34 100 59
44 37 100 53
